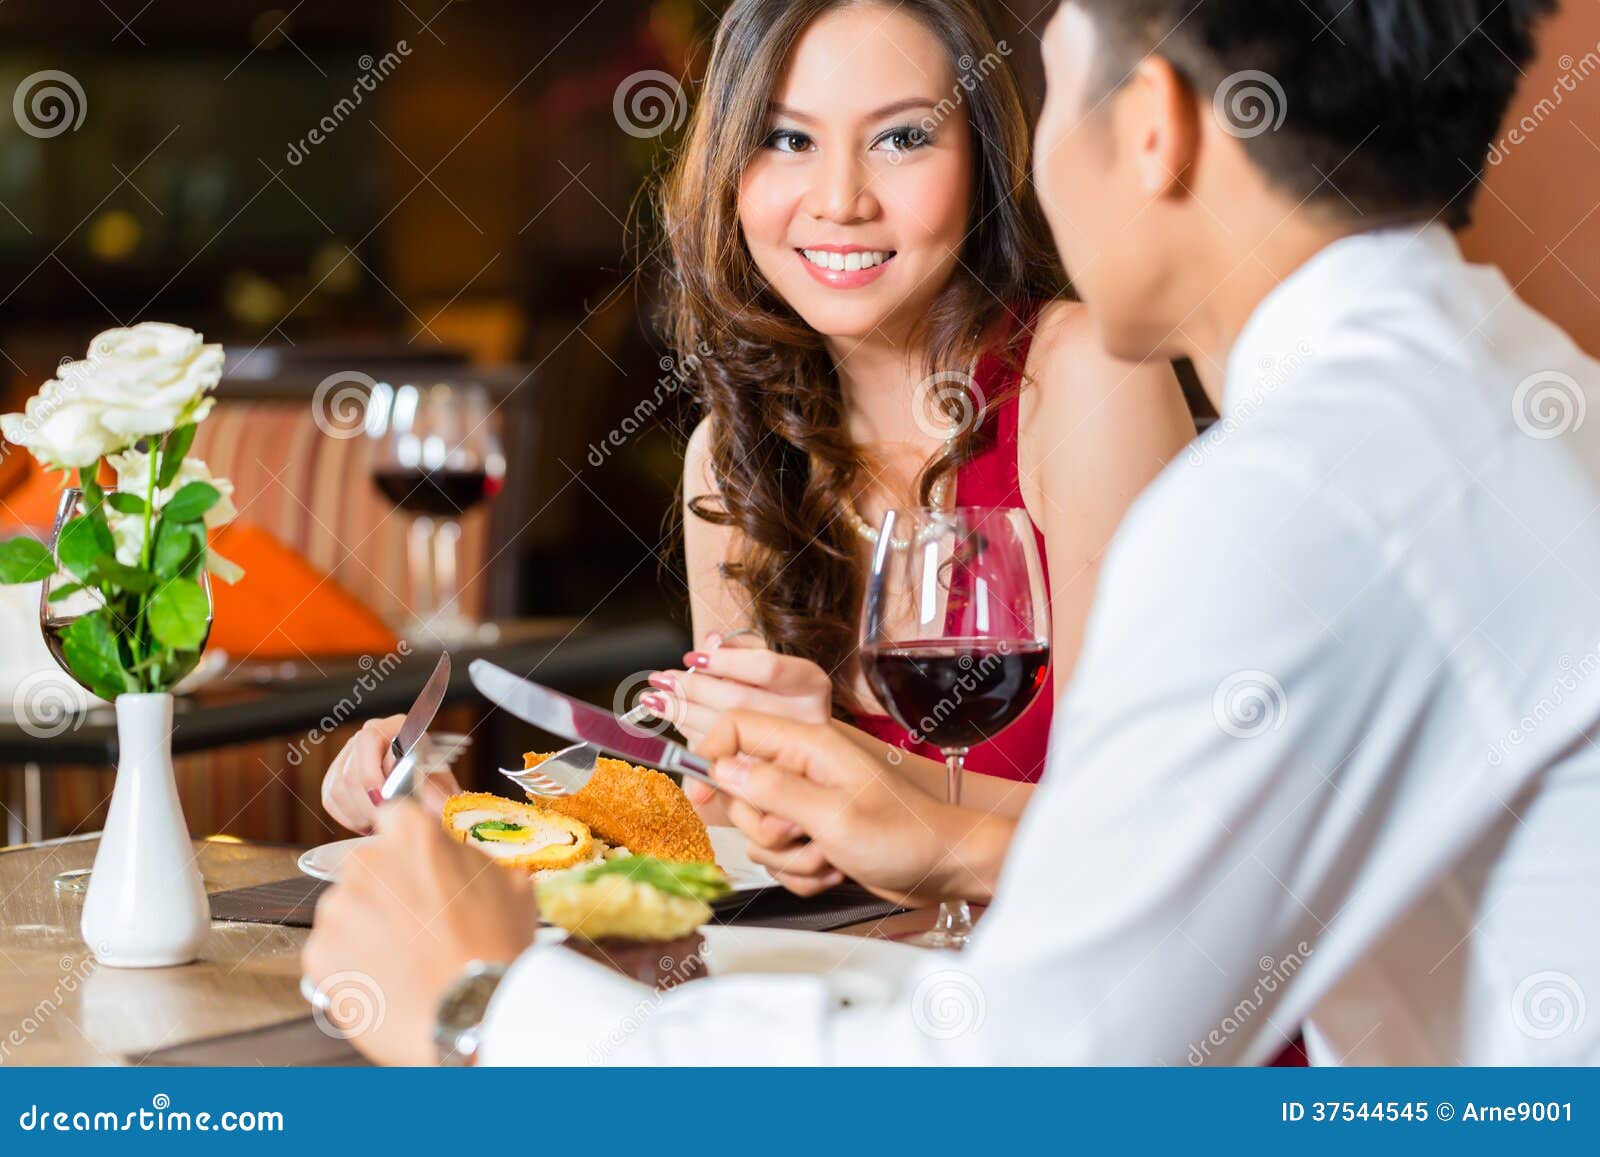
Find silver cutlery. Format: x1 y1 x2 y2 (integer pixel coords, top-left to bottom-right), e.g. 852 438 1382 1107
505 702 655 797
378 652 452 802
467 659 733 799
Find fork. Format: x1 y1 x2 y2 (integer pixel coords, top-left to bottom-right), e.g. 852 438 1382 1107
499 702 655 799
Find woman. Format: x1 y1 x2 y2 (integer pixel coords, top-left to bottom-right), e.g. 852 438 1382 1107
637 0 1192 818
319 0 1193 840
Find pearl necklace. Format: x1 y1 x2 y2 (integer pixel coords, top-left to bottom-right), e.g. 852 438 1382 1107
847 427 959 550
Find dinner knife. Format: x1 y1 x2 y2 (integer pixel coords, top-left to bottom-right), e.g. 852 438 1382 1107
466 659 725 793
379 651 452 802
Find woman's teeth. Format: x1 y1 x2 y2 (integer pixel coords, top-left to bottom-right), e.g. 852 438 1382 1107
801 249 892 272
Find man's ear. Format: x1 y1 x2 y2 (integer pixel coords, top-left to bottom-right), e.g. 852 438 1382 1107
1122 55 1201 198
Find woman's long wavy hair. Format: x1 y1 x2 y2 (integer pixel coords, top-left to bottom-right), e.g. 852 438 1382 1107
656 0 1063 712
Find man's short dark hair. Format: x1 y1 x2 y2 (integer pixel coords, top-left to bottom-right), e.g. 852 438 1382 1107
1068 0 1556 226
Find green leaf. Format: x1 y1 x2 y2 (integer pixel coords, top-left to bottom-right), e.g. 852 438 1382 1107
161 481 219 525
61 611 132 700
550 855 732 902
0 537 56 584
157 425 196 489
152 523 197 578
92 557 156 593
56 517 104 581
146 578 209 650
47 581 86 602
106 492 148 515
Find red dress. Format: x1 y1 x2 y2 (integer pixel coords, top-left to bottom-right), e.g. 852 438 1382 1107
848 319 1055 783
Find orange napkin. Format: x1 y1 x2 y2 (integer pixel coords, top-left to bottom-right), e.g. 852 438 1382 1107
208 524 399 660
0 463 398 661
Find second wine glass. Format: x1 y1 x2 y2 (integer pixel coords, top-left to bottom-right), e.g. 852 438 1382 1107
367 382 505 644
860 506 1051 950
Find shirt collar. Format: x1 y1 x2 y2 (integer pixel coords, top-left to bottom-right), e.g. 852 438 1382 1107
1223 223 1462 413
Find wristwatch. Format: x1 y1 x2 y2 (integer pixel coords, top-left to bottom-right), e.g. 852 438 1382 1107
434 960 509 1066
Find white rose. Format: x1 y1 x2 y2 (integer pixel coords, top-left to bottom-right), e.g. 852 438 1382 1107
0 377 122 469
107 450 237 528
77 323 224 438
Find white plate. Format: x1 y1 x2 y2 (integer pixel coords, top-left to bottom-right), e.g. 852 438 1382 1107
297 824 777 892
534 923 921 1004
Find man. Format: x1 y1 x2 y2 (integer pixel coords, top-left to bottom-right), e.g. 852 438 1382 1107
305 0 1600 1064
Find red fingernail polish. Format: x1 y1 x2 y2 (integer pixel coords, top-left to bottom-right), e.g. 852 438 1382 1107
640 692 668 714
686 651 710 669
647 671 676 690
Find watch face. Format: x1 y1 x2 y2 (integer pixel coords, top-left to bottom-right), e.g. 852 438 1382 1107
436 964 507 1062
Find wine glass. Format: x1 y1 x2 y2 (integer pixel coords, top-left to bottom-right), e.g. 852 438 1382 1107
40 487 214 893
366 382 505 645
860 506 1051 950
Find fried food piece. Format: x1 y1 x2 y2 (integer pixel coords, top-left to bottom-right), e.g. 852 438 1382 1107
521 753 716 864
442 793 594 872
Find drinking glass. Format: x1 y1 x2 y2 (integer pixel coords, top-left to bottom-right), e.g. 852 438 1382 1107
366 382 505 644
860 506 1051 949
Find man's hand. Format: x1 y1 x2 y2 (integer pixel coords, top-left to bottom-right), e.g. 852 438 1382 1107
700 711 1014 906
301 800 539 1065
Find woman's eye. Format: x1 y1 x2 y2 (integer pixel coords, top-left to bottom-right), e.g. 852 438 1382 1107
764 129 813 154
876 126 932 154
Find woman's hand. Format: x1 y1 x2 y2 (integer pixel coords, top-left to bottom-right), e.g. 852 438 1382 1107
643 633 833 825
320 715 461 835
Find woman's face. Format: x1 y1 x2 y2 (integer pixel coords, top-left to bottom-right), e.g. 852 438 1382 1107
737 4 974 345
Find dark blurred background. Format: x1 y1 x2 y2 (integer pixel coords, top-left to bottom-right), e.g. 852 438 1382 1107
4 0 1595 624
1 0 1596 845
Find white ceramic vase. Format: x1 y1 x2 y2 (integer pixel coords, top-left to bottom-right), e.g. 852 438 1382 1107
81 693 210 967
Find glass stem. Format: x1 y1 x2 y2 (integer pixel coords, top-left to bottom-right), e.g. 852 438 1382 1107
407 516 435 622
934 748 973 945
434 518 462 623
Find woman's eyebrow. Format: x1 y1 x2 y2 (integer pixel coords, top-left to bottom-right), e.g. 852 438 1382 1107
769 97 940 123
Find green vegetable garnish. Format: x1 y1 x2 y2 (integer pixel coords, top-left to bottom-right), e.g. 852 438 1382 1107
470 820 530 844
554 855 732 902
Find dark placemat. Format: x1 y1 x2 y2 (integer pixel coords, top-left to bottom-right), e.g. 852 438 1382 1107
712 882 906 932
209 876 328 928
210 875 905 935
134 1016 370 1067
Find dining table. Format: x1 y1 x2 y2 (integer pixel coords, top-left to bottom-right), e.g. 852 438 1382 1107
0 832 948 1066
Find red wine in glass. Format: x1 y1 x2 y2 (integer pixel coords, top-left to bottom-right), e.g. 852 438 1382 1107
860 506 1052 950
863 639 1050 750
372 466 492 517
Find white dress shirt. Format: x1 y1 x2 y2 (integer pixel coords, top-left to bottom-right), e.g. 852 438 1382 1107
480 225 1600 1065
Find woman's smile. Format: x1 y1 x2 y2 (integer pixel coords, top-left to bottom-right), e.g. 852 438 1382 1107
795 244 898 288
